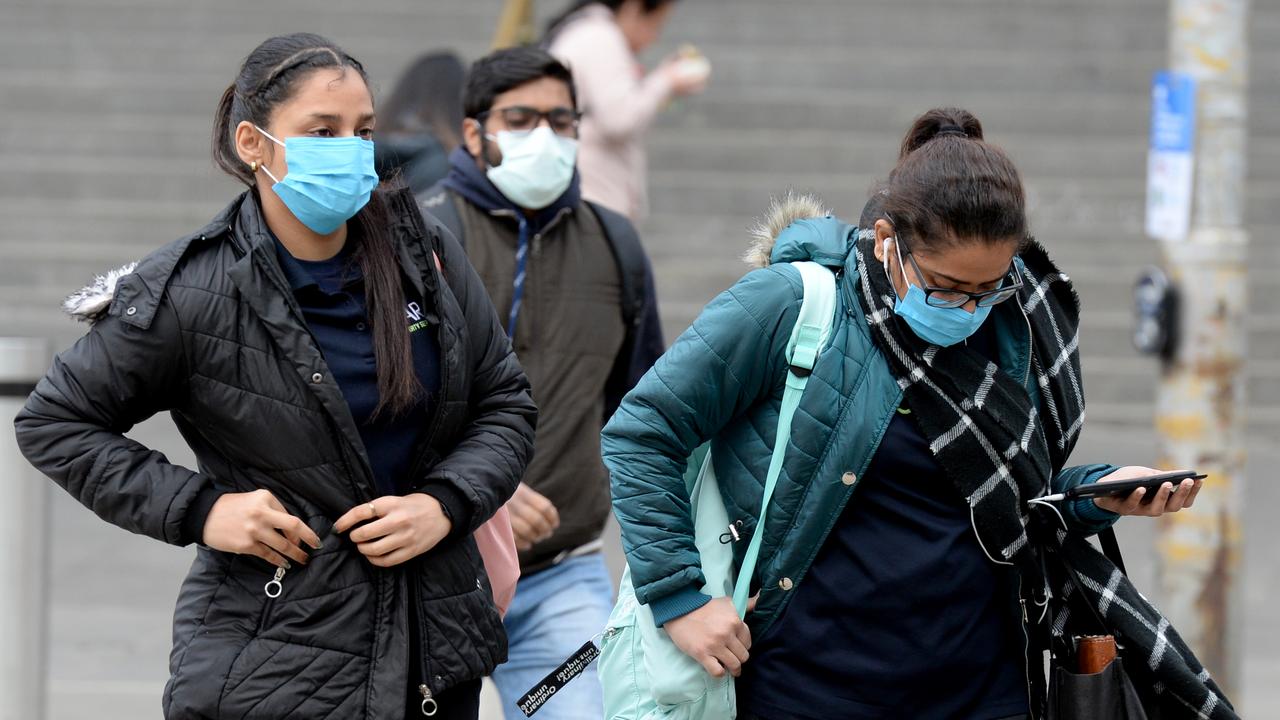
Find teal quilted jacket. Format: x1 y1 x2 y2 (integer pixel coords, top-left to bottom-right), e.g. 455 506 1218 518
601 195 1117 636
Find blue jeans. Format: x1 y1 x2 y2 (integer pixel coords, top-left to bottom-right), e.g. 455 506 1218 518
491 553 614 720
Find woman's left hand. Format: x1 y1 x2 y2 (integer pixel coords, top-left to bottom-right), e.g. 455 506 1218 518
1092 465 1203 517
333 494 453 567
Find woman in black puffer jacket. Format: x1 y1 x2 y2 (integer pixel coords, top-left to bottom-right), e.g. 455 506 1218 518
14 33 536 720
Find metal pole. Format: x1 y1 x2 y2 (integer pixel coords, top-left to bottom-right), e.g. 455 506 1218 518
0 337 51 720
1154 0 1249 697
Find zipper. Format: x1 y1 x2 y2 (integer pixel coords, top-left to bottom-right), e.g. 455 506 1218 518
254 565 287 635
409 561 439 716
402 239 456 717
263 565 286 598
417 683 438 717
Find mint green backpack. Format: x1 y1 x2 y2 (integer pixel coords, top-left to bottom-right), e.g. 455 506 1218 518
600 261 838 720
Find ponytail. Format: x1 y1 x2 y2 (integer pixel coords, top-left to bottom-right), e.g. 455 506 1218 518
898 108 985 159
211 83 252 185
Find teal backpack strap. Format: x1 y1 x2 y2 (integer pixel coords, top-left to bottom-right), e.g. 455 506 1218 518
731 261 837 615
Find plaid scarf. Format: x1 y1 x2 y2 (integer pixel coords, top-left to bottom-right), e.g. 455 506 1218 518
850 208 1237 718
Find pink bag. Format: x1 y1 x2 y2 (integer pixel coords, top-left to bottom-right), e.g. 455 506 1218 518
474 505 520 618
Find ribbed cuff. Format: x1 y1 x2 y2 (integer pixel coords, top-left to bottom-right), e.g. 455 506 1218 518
416 483 472 538
180 486 226 546
649 586 712 627
1073 467 1122 525
1073 495 1120 524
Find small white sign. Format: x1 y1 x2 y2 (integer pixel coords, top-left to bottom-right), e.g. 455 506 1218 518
1145 71 1197 242
1146 151 1195 241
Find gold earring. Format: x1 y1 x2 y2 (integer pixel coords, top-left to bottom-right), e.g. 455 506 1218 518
250 160 259 172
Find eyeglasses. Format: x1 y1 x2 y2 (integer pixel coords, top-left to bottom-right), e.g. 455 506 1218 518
893 237 1024 309
476 106 581 137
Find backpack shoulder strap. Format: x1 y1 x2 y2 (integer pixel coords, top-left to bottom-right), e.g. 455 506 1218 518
586 200 645 329
786 261 839 375
731 260 838 615
418 184 466 250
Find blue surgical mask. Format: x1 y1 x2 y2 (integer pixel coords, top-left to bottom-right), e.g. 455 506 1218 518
255 126 379 235
884 238 992 347
484 126 577 210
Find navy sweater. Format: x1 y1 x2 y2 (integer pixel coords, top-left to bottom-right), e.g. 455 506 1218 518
274 239 454 510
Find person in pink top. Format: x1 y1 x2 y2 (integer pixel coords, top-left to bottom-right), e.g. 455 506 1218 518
546 0 709 221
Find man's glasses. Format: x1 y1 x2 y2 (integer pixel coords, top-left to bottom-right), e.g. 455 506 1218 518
477 106 581 137
894 238 1023 309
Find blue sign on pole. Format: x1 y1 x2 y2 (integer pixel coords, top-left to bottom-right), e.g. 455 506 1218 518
1151 71 1197 153
1146 71 1198 241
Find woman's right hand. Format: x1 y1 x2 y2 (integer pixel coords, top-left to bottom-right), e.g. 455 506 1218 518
660 55 711 96
664 596 752 678
202 489 322 568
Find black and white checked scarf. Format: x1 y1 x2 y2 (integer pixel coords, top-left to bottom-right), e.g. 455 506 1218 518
850 216 1237 718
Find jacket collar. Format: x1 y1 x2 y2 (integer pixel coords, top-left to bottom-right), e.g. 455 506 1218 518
441 146 580 232
224 191 378 488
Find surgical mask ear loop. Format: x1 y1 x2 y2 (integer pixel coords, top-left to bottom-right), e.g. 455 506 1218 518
253 125 285 183
469 118 501 170
258 163 281 184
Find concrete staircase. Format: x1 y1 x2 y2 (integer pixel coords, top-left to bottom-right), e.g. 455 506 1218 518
1 0 1276 434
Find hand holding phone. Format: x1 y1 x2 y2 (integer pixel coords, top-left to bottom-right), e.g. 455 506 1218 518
1068 469 1206 501
1038 467 1205 518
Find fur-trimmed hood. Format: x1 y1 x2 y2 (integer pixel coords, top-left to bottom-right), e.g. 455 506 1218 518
63 262 138 324
743 191 854 270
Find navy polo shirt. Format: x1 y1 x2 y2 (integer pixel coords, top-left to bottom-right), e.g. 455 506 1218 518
274 238 443 500
741 322 1029 720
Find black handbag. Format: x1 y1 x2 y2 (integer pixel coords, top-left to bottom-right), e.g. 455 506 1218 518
1045 529 1158 720
1048 646 1151 720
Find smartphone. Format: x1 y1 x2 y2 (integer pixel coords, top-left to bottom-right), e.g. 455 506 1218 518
1067 470 1206 502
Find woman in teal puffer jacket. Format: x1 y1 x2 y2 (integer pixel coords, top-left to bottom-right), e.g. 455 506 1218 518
600 108 1229 720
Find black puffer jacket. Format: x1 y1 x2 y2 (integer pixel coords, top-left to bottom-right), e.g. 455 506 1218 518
14 187 536 718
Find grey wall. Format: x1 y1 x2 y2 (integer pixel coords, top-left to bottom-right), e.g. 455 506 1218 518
3 0 1277 434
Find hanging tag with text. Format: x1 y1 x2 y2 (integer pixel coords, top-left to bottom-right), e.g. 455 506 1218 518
516 641 600 717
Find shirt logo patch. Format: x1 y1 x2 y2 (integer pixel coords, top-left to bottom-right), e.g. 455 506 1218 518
406 301 430 333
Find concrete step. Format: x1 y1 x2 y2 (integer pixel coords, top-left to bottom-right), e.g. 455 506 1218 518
660 88 1280 140
631 171 1280 225
0 3 499 45
8 115 1280 187
646 130 1280 182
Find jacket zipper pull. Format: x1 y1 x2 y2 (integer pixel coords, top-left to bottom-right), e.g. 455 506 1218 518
719 519 744 545
264 566 286 598
419 684 438 716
